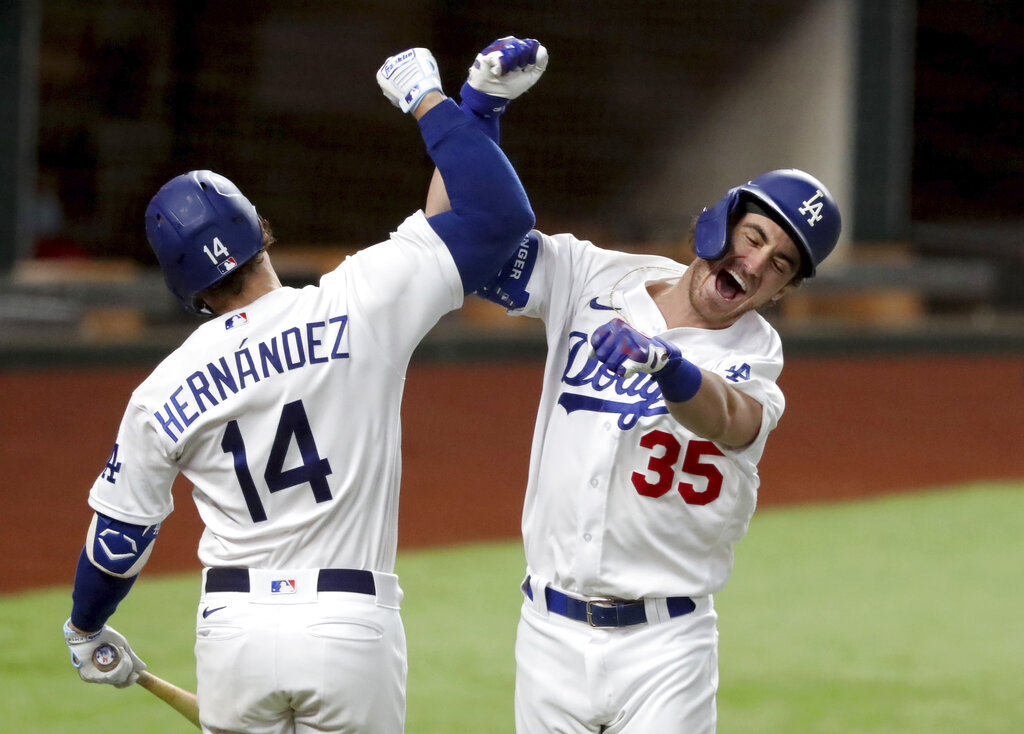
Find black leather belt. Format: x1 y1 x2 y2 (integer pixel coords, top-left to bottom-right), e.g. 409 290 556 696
206 568 376 595
521 576 695 628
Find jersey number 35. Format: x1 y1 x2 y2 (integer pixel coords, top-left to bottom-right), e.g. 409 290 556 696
632 429 724 506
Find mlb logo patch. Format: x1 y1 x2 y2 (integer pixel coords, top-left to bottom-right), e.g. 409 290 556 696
225 312 248 330
217 257 238 275
271 579 296 594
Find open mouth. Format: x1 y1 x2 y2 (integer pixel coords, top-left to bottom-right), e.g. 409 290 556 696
715 268 747 300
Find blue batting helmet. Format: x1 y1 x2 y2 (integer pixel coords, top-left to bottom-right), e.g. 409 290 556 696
694 169 841 277
145 170 264 313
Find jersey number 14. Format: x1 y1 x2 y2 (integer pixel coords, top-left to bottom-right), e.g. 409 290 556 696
221 399 333 522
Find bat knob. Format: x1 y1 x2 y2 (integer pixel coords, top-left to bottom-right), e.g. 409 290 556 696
93 643 120 672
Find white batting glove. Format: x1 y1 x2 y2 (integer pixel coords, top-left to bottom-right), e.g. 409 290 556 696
376 47 443 114
467 36 548 100
63 618 147 688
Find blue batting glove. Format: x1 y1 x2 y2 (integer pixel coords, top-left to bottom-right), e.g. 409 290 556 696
460 36 548 142
467 36 548 98
591 318 673 377
590 318 702 402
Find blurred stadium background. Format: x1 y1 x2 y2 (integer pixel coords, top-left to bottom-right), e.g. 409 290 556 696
0 0 1022 590
0 0 1021 358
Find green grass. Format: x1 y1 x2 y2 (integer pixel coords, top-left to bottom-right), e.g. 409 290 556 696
4 481 1022 732
400 542 524 733
716 482 1024 733
1 575 200 732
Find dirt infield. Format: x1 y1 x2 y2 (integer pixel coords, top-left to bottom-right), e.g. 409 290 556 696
3 355 1021 593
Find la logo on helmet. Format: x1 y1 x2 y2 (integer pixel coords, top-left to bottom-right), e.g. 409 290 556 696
798 190 826 227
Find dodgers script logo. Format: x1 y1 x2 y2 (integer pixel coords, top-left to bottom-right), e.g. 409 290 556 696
557 331 668 430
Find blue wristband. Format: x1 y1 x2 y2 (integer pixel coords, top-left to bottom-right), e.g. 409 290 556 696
459 82 509 118
654 344 703 403
459 83 506 143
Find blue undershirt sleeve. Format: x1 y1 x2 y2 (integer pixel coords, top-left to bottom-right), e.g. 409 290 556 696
70 548 137 632
418 99 534 292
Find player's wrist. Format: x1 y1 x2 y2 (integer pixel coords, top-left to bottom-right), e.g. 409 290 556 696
63 618 100 643
411 90 447 119
651 340 702 403
460 82 509 119
458 83 503 143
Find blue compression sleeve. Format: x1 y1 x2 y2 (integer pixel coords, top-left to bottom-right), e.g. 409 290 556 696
419 99 533 292
70 548 137 632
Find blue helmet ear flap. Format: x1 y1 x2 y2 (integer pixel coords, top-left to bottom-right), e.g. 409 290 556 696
694 186 741 261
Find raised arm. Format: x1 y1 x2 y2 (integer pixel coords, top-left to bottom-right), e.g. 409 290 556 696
424 37 548 219
377 46 537 293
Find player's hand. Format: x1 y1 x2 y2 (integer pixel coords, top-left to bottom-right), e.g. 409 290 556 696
590 318 679 378
376 48 443 114
466 36 548 99
63 618 147 688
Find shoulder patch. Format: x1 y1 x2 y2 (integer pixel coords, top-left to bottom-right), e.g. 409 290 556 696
724 363 752 382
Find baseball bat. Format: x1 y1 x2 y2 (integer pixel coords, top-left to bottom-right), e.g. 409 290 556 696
93 644 201 729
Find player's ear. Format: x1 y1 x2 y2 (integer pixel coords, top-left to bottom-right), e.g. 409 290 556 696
773 265 808 300
770 282 794 303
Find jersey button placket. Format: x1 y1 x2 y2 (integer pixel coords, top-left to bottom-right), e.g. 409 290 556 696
575 423 614 583
581 476 600 545
576 474 605 575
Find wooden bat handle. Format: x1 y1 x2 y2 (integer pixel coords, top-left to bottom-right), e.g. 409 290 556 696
137 670 201 729
92 645 201 729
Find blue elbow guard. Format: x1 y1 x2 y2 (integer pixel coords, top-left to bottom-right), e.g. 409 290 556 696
85 513 160 578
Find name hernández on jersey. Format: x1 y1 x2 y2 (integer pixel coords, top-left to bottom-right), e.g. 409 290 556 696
153 315 350 442
557 330 669 430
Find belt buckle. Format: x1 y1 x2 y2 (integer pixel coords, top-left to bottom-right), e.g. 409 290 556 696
585 598 619 627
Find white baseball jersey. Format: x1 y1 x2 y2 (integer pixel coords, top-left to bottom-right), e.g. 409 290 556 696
88 211 462 574
505 231 785 600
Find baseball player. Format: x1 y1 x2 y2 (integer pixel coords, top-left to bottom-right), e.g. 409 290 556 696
62 41 545 734
431 46 841 732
